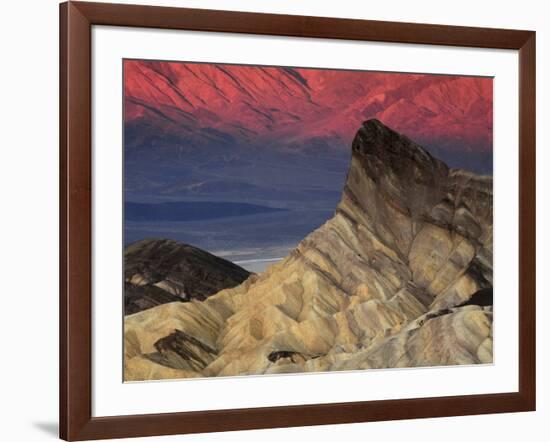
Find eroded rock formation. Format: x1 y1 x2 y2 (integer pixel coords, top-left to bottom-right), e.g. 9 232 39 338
124 120 493 381
124 238 251 314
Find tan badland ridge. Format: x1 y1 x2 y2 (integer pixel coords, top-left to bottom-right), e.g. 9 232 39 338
124 119 493 381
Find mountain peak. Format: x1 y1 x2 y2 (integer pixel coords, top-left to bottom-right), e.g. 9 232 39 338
352 118 448 178
343 119 450 240
125 122 493 380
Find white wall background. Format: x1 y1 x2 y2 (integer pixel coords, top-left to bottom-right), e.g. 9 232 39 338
0 0 546 441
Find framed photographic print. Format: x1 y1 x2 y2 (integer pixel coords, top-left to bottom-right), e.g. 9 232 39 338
60 1 536 440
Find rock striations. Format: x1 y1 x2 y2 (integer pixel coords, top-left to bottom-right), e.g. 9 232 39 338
124 120 493 381
124 239 251 315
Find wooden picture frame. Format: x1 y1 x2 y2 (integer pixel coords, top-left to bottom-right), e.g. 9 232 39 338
59 1 536 440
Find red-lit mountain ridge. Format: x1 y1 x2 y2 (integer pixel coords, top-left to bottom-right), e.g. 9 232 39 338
124 60 492 155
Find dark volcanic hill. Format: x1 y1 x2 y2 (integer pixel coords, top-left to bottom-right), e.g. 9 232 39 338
124 239 251 315
125 120 493 380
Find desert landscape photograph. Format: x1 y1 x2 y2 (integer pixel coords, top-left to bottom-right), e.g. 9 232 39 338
123 60 493 381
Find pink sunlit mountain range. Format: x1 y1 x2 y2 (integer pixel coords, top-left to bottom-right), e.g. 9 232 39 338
124 60 493 156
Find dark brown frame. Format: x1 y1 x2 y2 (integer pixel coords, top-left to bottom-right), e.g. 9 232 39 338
59 1 536 440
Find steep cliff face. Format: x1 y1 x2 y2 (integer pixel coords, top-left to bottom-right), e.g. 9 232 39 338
124 120 493 381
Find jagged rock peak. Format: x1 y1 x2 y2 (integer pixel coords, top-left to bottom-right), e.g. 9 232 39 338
352 119 448 178
344 119 450 222
339 119 492 256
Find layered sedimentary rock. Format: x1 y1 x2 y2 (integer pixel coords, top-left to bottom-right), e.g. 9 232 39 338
124 238 251 314
124 120 493 381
